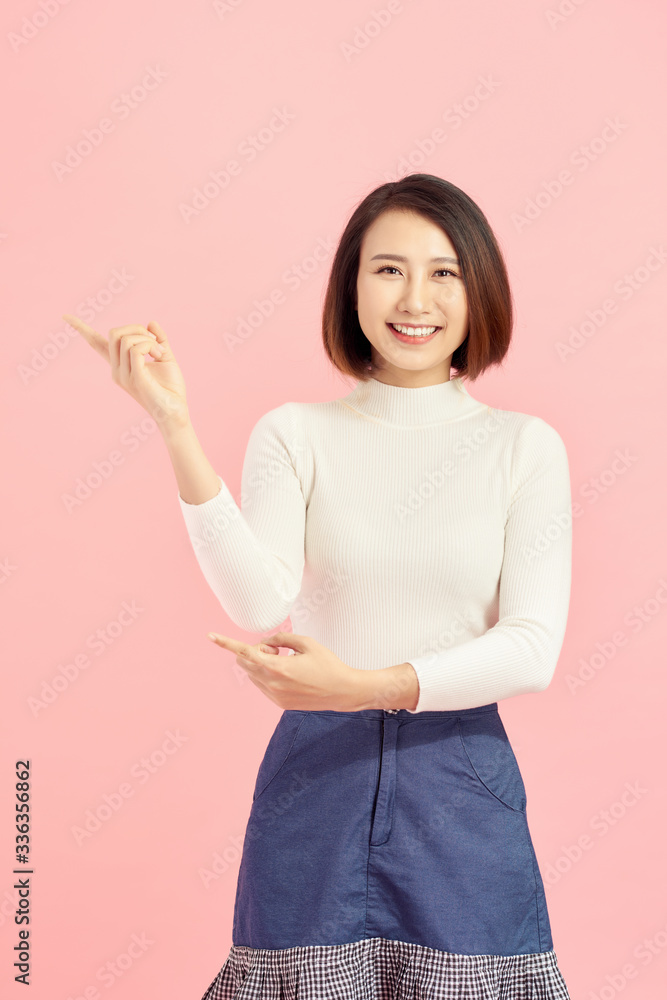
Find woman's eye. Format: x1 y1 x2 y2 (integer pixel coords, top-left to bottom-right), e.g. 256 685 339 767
374 266 459 278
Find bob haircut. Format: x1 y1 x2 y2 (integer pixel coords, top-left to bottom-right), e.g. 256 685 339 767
322 173 513 383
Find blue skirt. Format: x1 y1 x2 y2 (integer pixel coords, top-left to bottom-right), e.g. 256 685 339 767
201 705 571 999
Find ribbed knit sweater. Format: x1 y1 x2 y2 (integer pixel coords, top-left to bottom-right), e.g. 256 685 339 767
177 376 572 713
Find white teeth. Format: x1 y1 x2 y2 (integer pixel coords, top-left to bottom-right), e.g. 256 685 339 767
390 323 438 337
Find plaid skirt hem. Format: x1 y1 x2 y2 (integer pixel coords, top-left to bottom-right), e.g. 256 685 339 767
200 936 571 999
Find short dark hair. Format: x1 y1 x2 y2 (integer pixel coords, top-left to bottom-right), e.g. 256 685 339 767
321 173 514 383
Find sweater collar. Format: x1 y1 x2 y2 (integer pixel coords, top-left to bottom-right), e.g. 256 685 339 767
338 375 484 427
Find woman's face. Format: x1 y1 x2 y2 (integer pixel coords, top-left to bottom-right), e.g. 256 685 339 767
355 208 469 385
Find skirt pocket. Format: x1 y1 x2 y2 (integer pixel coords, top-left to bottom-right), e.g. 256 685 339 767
252 710 308 803
456 711 527 813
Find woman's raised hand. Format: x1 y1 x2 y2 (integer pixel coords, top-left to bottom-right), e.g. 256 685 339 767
62 315 189 431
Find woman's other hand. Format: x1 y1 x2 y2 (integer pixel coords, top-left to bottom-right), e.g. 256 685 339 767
206 631 371 712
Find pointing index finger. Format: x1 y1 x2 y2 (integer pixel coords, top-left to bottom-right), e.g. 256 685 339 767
62 313 110 363
207 633 269 663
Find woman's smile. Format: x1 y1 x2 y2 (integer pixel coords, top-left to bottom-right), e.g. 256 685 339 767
386 322 441 344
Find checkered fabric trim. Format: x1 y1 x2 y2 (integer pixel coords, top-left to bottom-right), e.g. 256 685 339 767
200 936 570 999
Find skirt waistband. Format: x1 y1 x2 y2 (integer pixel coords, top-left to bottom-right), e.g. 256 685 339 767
284 703 499 721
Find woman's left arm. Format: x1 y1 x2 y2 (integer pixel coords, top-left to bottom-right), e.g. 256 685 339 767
207 416 573 715
393 417 573 713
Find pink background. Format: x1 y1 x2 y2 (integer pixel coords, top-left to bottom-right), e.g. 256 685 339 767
2 1 666 997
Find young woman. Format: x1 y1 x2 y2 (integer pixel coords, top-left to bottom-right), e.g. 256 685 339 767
65 173 572 999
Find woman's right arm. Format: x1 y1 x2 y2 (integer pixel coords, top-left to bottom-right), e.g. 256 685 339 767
171 402 307 635
64 314 306 635
160 418 222 506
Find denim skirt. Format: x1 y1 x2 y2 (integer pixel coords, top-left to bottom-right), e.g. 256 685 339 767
200 704 570 999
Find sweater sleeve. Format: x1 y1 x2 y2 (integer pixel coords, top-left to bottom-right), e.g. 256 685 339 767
176 403 306 634
405 416 573 713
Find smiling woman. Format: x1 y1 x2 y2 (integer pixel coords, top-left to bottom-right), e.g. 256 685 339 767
63 171 572 1000
321 173 513 386
169 174 573 1000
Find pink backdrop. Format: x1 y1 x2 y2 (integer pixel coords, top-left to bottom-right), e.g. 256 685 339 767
2 1 666 997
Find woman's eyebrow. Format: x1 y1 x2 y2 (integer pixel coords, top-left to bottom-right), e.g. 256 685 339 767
369 253 460 265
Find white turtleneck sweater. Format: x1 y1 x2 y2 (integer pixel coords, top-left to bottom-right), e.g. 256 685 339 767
177 377 572 713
